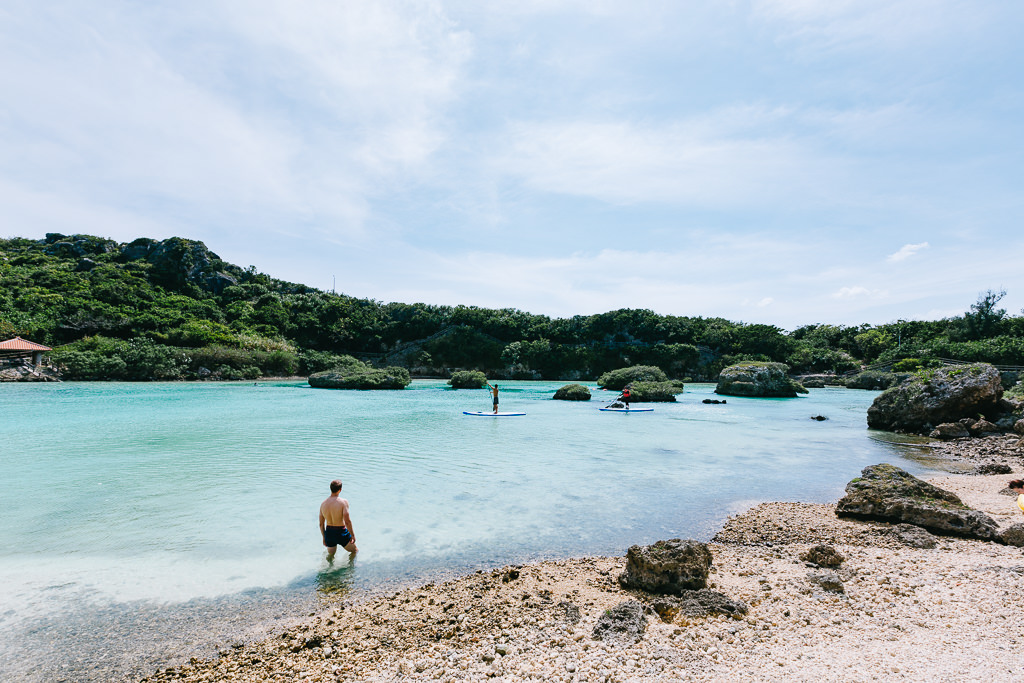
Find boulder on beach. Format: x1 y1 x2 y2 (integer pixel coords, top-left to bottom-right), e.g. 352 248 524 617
866 363 1003 434
715 362 807 398
835 464 1000 541
929 422 969 439
998 524 1024 547
619 539 712 594
649 590 748 621
800 544 844 568
553 383 591 401
591 600 646 644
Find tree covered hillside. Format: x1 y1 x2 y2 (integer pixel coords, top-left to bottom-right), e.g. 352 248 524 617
1 234 1022 381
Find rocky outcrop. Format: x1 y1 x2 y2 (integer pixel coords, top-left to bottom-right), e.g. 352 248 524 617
867 363 1004 434
835 464 999 541
592 600 646 644
649 590 748 620
892 524 937 549
553 384 592 401
998 524 1024 547
0 363 61 382
619 539 712 594
715 362 807 398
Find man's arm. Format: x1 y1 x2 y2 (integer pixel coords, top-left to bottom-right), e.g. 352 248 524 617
342 504 354 540
319 509 327 546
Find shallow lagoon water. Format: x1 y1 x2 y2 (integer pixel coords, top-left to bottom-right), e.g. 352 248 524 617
0 380 942 680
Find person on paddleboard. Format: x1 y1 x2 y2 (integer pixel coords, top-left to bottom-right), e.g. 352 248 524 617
320 479 358 560
617 386 631 410
485 380 500 414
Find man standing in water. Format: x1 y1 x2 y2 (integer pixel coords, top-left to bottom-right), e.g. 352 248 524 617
319 479 358 559
485 380 500 414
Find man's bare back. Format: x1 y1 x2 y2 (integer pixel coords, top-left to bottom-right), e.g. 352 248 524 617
319 479 357 558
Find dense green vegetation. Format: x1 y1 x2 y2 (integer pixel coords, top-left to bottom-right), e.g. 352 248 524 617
553 384 592 401
448 370 488 389
2 234 1023 381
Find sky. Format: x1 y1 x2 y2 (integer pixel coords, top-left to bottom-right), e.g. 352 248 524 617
1 0 1022 329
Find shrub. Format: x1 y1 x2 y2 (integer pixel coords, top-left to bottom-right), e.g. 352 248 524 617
449 370 488 389
309 366 411 390
597 365 668 390
845 371 910 390
553 384 592 401
628 380 684 402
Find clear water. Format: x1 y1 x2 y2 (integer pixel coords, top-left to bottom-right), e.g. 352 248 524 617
0 380 941 679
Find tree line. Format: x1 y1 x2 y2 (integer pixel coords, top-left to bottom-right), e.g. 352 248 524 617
2 234 1022 381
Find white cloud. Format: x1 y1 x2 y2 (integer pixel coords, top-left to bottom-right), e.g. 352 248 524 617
496 117 835 207
887 242 930 263
757 298 775 308
832 287 888 299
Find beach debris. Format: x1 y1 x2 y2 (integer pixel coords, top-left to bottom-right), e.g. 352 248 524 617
835 464 1000 541
997 524 1024 547
807 571 845 593
619 539 712 594
592 600 647 644
892 524 938 549
800 544 845 568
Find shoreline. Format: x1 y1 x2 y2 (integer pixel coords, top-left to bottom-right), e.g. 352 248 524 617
142 436 1024 682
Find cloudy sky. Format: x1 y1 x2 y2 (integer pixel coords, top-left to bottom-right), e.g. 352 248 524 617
2 0 1022 328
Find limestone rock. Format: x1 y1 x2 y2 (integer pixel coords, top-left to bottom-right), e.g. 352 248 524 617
971 463 1012 475
619 539 712 594
1015 419 1024 436
649 590 748 621
893 524 938 549
997 524 1024 547
867 364 1003 434
969 419 1000 436
929 422 969 439
800 544 845 568
715 362 807 398
591 600 646 644
807 571 844 593
835 464 999 541
553 384 591 401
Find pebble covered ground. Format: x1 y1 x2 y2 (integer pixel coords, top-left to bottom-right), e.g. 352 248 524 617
142 436 1024 682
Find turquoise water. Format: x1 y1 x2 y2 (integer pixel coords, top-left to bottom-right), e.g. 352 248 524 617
0 380 940 679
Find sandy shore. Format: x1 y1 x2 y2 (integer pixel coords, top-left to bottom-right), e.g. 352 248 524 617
144 437 1024 682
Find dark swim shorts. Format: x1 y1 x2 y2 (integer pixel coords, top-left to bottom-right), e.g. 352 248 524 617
493 396 499 406
323 525 353 548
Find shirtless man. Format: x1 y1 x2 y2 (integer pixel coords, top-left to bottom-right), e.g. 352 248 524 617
319 479 358 559
485 380 499 414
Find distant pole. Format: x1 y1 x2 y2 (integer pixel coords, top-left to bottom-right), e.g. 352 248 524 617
332 275 336 294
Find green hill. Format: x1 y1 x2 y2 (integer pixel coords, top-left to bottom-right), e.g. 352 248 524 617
2 234 1022 381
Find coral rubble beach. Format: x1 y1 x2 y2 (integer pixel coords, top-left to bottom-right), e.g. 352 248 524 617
143 436 1024 683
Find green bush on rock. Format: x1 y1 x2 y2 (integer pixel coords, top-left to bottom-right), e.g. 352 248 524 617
553 384 592 401
628 380 684 402
448 370 488 389
597 365 668 390
308 365 411 390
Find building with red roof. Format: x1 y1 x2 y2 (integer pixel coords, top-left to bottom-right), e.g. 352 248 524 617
0 337 53 365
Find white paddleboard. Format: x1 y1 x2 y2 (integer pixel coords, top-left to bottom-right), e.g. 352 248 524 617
599 407 653 412
463 411 526 417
